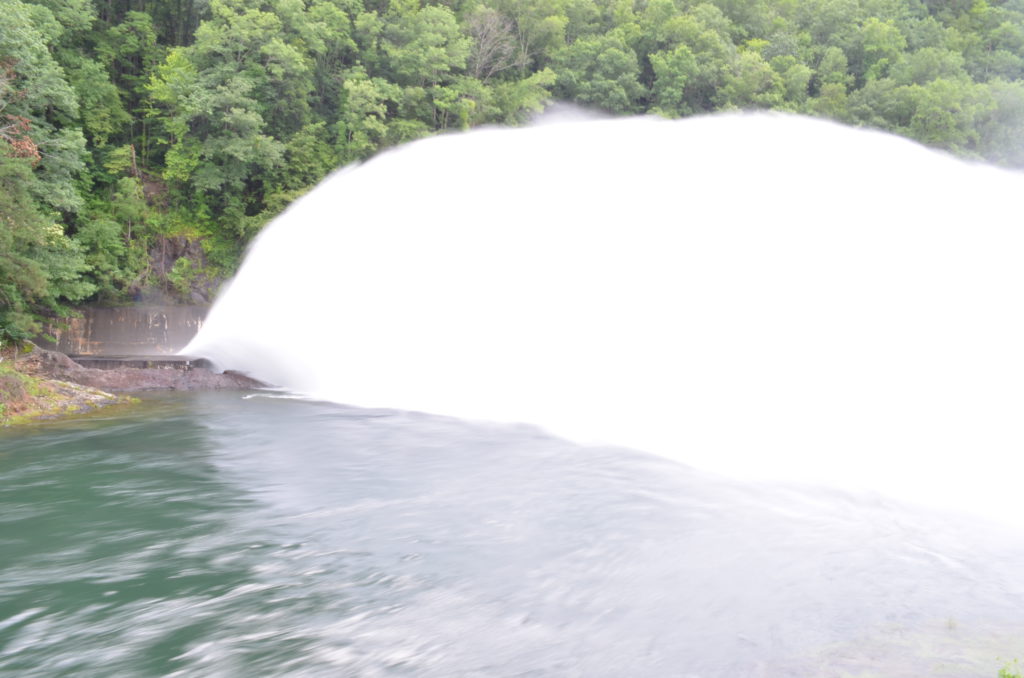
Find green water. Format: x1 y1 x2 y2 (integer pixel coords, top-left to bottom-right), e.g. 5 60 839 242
2 392 1022 677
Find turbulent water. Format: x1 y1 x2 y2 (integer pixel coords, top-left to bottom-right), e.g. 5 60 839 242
186 112 1024 523
2 393 1023 677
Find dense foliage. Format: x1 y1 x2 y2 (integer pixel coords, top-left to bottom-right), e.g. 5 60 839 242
1 0 1023 335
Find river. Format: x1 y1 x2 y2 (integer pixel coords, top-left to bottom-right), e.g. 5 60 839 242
2 391 1022 677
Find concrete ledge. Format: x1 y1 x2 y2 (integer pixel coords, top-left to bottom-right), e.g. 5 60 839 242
68 355 212 371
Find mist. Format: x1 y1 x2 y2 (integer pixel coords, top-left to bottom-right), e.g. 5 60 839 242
186 112 1024 524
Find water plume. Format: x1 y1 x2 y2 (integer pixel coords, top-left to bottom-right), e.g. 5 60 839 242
185 112 1024 523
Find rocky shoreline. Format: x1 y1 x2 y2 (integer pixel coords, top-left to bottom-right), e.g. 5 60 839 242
1 343 264 425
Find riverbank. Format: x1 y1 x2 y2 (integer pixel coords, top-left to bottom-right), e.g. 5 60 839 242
0 357 134 425
0 343 263 426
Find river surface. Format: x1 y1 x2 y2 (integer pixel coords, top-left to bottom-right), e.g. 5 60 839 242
2 392 1023 677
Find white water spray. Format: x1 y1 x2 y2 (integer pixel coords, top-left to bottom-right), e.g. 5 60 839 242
186 112 1024 522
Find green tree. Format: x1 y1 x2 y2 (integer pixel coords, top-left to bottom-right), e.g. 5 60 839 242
0 0 89 212
719 48 783 108
552 30 644 113
336 69 397 162
888 47 966 85
649 44 699 115
855 17 908 81
67 58 130 147
382 4 471 87
0 155 93 335
145 0 314 231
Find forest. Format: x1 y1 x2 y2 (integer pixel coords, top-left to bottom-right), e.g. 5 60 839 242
1 0 1023 337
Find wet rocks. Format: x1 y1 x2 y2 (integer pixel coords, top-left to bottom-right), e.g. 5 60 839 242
16 343 265 393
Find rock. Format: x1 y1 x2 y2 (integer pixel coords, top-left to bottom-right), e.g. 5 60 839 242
2 355 131 425
17 343 266 393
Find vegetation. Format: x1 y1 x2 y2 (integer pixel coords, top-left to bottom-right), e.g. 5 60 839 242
1001 659 1024 678
2 0 1023 335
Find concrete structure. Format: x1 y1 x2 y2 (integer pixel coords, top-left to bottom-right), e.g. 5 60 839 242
38 306 207 356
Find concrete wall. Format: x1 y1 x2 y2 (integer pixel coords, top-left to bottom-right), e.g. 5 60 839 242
38 306 208 356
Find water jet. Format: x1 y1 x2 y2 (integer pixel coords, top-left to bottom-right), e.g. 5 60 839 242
186 111 1024 523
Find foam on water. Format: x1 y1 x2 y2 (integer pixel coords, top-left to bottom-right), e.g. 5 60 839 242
185 112 1024 523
